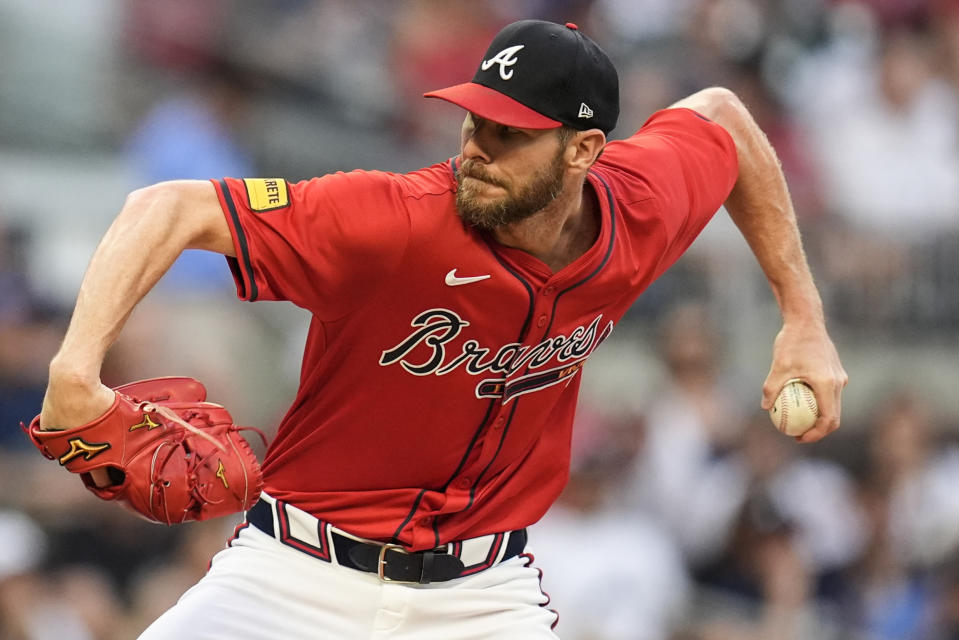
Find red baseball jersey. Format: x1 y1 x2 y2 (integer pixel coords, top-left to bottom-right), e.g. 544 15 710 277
211 107 737 550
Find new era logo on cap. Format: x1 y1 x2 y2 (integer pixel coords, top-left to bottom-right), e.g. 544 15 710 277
423 20 619 134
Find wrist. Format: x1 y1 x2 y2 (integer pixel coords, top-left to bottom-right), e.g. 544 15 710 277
48 355 102 390
774 285 824 327
780 308 825 332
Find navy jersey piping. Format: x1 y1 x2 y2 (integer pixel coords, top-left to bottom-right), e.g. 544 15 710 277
429 246 536 544
542 171 616 337
423 156 535 545
439 400 498 493
456 176 618 523
466 399 521 512
391 488 428 542
457 247 539 515
218 179 259 302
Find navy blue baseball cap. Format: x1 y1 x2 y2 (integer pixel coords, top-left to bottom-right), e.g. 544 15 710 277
425 20 619 135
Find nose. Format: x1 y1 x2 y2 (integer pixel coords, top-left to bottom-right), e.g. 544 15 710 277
462 124 490 163
462 133 489 163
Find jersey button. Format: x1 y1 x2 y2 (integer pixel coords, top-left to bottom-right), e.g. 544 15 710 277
493 417 506 430
456 477 472 489
536 314 548 328
419 516 433 525
543 285 556 296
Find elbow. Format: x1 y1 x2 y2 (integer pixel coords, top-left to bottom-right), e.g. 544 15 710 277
117 182 197 247
124 182 183 218
124 180 232 255
122 181 202 241
693 87 748 129
688 87 752 173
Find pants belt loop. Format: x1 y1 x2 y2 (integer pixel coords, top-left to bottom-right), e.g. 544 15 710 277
420 551 435 585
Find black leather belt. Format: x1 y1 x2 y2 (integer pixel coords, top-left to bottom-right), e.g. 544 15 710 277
246 498 527 584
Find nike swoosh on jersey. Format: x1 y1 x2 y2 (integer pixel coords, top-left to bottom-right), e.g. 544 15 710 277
445 269 491 286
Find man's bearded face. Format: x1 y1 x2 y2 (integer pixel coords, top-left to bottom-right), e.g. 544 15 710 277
455 147 567 230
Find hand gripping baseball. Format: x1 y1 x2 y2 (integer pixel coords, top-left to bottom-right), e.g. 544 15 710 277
25 377 265 524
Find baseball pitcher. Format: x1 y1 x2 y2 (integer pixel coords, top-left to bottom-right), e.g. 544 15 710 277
30 19 847 639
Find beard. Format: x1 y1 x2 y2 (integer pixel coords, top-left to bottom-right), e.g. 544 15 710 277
455 151 566 230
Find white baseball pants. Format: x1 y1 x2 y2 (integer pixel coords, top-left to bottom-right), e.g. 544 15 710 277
137 523 559 639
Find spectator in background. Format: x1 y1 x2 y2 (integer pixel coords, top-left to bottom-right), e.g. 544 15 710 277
746 417 866 590
0 509 114 640
389 0 501 152
0 224 35 324
869 394 959 568
0 223 65 448
121 519 242 638
122 0 250 295
621 302 864 637
124 63 255 293
0 507 234 640
626 303 751 567
686 412 865 639
851 479 938 640
812 25 959 237
843 391 959 639
936 1 959 93
932 557 959 639
787 9 959 329
0 510 48 639
125 64 254 188
119 63 294 432
531 411 691 640
728 71 824 224
122 0 228 71
685 494 826 640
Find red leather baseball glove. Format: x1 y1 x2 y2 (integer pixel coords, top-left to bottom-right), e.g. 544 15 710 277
25 377 265 525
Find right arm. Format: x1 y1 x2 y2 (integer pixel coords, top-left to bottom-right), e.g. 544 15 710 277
668 88 847 443
41 180 232 430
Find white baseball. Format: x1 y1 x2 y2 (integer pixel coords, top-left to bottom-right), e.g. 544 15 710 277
769 379 819 436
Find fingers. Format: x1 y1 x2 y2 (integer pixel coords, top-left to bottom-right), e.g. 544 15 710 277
762 368 848 444
89 468 114 488
795 420 831 443
762 321 849 443
810 380 842 433
792 371 848 443
761 375 795 411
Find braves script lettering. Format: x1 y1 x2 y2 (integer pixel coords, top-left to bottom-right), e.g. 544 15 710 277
379 308 614 402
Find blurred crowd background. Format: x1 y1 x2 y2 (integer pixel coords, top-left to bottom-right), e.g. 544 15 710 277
1 0 959 638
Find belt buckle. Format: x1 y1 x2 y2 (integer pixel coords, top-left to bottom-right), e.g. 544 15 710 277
377 543 416 584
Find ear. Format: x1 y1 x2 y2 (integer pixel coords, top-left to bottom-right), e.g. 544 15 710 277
565 130 607 171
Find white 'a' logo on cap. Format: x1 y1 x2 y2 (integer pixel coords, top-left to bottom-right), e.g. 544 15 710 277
481 45 525 80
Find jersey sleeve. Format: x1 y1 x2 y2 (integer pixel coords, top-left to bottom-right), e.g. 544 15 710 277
599 108 738 270
211 171 411 319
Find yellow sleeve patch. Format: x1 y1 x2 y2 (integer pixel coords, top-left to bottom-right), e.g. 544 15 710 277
243 178 290 212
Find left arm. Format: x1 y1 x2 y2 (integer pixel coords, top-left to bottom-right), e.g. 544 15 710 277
670 87 848 443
